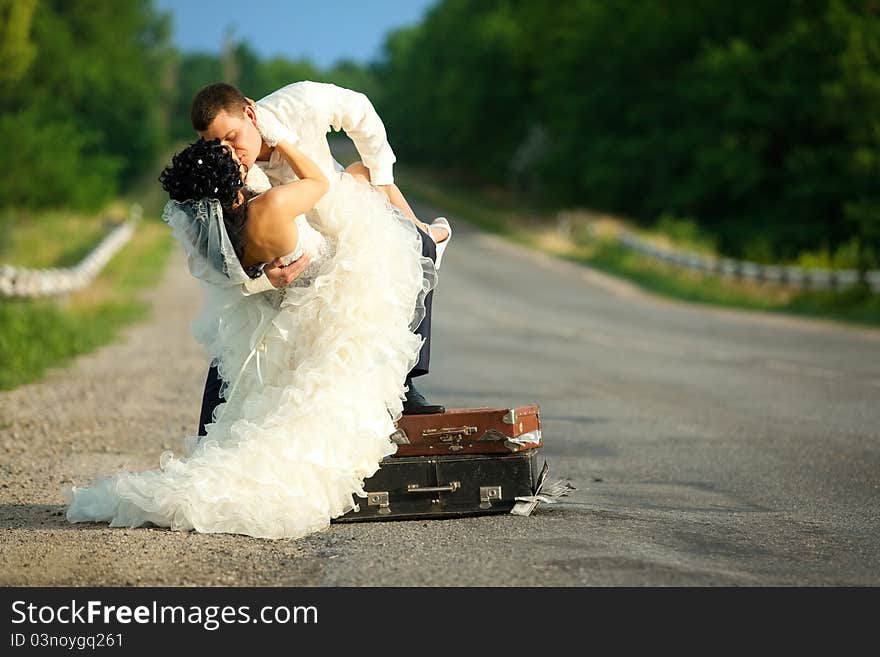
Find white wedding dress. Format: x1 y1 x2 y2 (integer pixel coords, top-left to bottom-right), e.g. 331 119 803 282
65 174 436 539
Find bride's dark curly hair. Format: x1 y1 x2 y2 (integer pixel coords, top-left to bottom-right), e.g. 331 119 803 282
159 138 254 264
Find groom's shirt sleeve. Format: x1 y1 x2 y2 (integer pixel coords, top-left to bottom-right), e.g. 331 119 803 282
261 81 397 185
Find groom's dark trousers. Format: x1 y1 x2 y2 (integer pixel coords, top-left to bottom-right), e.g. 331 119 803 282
198 224 437 436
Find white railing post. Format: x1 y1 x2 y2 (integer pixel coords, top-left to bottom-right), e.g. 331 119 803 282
0 208 138 299
613 228 879 294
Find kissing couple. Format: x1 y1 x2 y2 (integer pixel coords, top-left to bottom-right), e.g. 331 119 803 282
66 80 453 539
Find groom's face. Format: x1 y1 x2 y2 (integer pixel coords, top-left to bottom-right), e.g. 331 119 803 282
199 106 262 170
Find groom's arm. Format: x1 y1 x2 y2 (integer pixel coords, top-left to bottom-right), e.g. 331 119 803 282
259 81 397 185
243 81 393 295
242 254 312 295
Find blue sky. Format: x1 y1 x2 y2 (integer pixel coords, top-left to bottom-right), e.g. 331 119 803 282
154 0 438 69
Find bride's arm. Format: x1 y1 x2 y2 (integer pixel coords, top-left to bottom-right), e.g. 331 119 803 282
258 140 328 213
245 142 328 259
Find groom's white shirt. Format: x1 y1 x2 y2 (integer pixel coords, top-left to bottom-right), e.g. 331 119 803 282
246 80 397 192
240 81 397 295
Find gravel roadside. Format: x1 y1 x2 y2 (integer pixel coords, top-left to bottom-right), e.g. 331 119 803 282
0 249 329 586
0 247 553 588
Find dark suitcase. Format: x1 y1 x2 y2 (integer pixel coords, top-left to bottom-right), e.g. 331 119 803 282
335 450 544 522
391 405 543 457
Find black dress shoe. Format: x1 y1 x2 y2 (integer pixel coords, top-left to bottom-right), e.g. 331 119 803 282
403 378 445 415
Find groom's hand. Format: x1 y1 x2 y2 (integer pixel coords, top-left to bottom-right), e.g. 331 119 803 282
264 253 311 289
252 103 299 148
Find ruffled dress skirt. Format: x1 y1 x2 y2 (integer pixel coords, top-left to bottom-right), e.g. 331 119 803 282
65 173 437 539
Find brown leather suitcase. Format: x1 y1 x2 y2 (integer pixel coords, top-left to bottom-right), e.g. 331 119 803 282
390 404 542 457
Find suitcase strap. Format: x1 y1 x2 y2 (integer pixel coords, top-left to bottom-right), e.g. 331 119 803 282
421 426 478 440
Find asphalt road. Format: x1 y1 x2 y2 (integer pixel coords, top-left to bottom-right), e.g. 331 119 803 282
1 200 878 586
413 204 880 586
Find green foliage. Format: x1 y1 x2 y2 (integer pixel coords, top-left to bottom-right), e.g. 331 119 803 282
796 236 876 269
6 0 877 277
373 0 880 270
0 0 172 213
653 213 718 254
167 51 223 142
0 0 37 83
324 60 380 100
0 109 120 211
374 0 535 177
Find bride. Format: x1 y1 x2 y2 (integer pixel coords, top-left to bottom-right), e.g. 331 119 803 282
65 135 436 539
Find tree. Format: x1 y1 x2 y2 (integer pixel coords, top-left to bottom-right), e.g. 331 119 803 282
372 0 880 265
823 0 880 273
0 0 37 83
0 0 173 211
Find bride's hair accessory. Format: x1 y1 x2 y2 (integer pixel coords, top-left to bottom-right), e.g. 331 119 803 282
159 138 255 283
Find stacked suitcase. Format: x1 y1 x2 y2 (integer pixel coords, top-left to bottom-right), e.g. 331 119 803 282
336 405 547 522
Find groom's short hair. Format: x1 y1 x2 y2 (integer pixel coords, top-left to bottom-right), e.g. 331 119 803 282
191 83 248 131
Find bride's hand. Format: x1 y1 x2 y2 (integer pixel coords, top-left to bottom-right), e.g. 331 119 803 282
254 105 299 148
264 253 311 289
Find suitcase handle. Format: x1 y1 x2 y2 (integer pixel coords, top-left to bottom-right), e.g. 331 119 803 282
407 481 461 494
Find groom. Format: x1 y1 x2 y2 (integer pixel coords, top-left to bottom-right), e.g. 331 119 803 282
189 81 448 435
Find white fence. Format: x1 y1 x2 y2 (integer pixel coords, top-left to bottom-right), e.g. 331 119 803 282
0 207 140 299
617 231 880 294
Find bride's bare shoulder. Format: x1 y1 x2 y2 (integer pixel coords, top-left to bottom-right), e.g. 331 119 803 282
250 179 318 220
244 192 299 257
248 188 296 220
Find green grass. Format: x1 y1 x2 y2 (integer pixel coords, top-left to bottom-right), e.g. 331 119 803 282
574 239 880 324
577 240 781 310
396 167 880 328
0 219 172 390
0 144 180 391
783 285 880 325
0 209 119 269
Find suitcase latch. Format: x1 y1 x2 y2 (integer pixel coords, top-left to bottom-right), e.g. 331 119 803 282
421 426 478 451
389 428 411 445
367 491 391 515
502 409 526 434
479 486 502 509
